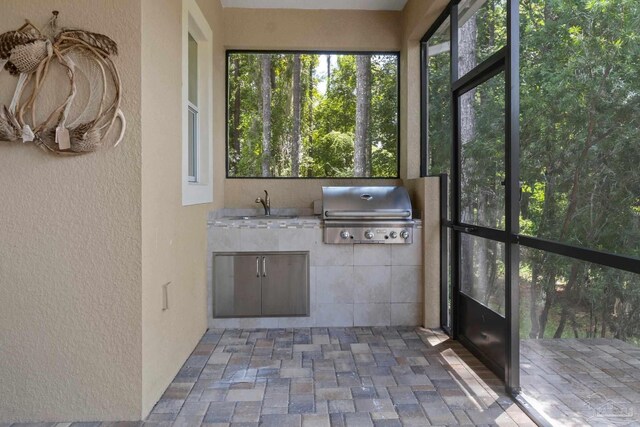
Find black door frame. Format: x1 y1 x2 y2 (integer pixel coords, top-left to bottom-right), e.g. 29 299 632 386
421 0 521 393
421 0 640 406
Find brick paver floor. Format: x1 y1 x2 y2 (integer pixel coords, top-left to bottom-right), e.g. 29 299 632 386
144 327 535 426
5 328 538 426
11 330 640 426
521 338 640 427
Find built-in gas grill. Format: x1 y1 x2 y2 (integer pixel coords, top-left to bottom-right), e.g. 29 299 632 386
322 186 414 244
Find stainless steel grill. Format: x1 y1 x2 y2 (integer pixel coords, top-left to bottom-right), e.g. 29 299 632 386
322 186 414 244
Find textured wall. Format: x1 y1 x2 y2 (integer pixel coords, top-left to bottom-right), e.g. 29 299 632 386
400 0 448 180
225 178 401 209
399 0 448 326
408 177 442 328
223 8 402 51
222 8 403 209
140 0 225 416
0 0 446 421
0 0 142 422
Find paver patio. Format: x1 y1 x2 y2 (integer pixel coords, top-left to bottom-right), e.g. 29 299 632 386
144 326 534 426
521 338 640 427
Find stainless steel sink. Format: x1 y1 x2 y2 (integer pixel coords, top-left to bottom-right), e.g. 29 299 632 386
223 215 298 220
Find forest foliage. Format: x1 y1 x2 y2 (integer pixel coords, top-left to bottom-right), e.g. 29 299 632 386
428 0 640 342
227 52 399 178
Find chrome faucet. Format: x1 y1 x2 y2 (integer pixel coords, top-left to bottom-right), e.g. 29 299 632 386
255 190 270 216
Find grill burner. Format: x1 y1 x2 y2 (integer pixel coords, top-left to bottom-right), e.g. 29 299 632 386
322 186 414 244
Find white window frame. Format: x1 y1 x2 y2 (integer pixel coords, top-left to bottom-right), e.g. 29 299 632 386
182 0 213 205
187 101 199 182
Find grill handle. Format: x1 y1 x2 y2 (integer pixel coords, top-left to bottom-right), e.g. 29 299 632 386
324 210 412 218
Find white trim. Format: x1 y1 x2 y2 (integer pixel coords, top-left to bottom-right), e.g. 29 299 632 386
427 42 450 57
221 0 408 11
182 0 213 206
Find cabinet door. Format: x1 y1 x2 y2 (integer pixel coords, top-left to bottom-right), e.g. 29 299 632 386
213 254 262 317
261 253 309 316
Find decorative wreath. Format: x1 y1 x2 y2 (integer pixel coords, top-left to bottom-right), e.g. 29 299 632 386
0 12 125 155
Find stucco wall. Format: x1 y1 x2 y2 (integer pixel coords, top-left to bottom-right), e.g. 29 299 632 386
0 0 447 422
400 0 449 180
222 8 403 209
408 177 442 328
223 8 402 51
140 0 225 416
401 0 449 327
225 178 401 209
0 1 142 422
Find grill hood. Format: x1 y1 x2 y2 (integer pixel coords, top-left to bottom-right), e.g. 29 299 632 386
322 186 412 221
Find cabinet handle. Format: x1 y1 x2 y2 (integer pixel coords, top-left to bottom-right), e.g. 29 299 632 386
256 257 260 277
262 256 267 277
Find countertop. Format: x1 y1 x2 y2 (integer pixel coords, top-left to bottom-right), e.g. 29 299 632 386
208 210 422 229
208 215 323 229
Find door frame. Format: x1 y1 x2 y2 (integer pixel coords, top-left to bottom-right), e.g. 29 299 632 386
422 0 640 420
448 0 520 393
421 0 521 393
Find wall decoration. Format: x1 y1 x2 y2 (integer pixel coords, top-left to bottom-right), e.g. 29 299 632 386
0 12 125 155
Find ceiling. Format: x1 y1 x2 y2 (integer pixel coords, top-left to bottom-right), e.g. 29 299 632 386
220 0 408 11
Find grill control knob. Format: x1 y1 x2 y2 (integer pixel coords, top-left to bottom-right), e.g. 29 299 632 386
340 230 350 239
364 230 374 240
389 231 398 239
400 230 410 240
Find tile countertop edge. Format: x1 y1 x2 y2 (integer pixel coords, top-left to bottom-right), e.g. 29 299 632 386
208 217 323 229
208 206 423 228
207 217 423 229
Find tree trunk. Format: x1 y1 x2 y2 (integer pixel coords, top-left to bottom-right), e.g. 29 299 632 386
571 312 580 338
534 172 558 338
528 253 542 338
291 54 301 177
538 267 556 338
326 54 331 91
261 54 272 177
593 298 608 338
553 262 581 338
231 57 241 175
354 55 371 177
458 14 482 299
601 291 608 338
307 59 314 177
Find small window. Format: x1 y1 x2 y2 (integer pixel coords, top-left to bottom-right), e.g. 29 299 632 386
187 103 198 182
182 0 213 205
226 51 399 178
424 15 451 178
457 0 507 77
188 33 199 183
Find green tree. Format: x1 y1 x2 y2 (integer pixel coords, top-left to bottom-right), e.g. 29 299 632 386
228 52 398 178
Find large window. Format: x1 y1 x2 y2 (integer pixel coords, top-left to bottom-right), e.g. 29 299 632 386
517 3 640 420
226 51 399 178
519 0 640 259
